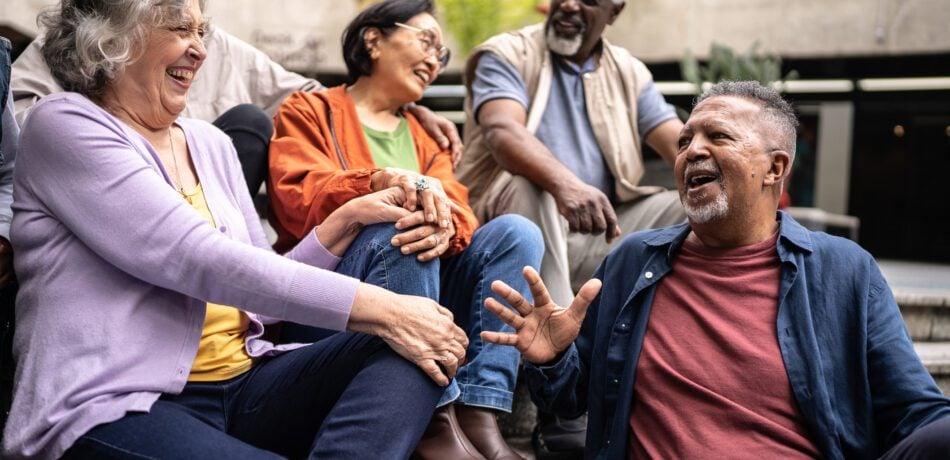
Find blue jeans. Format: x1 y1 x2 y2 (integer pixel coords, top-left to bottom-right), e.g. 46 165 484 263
63 333 442 459
283 214 543 412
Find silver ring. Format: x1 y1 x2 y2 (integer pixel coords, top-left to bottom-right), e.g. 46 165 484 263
414 177 430 192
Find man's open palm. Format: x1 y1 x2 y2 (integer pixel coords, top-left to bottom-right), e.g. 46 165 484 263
481 267 602 364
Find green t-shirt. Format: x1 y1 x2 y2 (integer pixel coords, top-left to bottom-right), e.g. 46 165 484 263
362 117 420 172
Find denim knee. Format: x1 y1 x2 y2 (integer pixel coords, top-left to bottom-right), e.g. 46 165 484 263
477 214 544 263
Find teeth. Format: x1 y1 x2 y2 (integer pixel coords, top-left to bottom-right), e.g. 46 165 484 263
166 69 194 82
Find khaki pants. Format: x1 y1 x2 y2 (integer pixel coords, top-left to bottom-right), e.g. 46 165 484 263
473 174 685 306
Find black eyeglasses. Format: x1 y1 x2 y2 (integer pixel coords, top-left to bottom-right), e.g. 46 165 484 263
393 22 451 73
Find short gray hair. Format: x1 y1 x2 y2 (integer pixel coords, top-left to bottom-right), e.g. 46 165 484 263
696 80 799 162
40 0 207 101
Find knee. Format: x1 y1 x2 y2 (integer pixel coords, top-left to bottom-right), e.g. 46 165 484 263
354 223 439 271
479 214 543 262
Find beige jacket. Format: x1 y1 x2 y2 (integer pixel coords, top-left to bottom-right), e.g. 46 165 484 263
457 23 666 210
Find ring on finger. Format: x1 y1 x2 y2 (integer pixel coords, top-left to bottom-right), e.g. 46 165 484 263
414 177 430 192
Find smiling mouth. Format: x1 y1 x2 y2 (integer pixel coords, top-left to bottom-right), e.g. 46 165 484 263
166 68 195 84
688 173 719 189
413 70 430 84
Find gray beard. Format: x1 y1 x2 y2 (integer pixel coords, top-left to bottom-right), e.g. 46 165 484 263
546 27 582 57
684 186 729 224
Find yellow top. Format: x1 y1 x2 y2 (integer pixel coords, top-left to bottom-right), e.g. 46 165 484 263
185 184 254 381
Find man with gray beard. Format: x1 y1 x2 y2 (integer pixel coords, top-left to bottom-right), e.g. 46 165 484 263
480 81 950 459
456 2 684 454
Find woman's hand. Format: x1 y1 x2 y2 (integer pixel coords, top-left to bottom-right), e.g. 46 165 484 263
390 210 457 261
370 168 451 231
316 187 410 256
348 283 469 386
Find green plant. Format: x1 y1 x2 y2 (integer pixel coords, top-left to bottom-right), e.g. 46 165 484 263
680 42 798 94
437 0 542 57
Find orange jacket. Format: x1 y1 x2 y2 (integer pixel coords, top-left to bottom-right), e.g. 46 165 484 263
268 86 478 255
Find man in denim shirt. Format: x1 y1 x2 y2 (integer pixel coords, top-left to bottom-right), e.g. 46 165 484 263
483 81 950 459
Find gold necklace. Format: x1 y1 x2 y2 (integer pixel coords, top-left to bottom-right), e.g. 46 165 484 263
167 127 192 204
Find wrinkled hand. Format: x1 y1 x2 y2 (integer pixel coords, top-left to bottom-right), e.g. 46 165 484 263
553 181 621 243
390 210 456 261
371 168 451 230
341 187 412 226
0 237 11 288
481 267 602 365
380 293 469 386
407 103 464 167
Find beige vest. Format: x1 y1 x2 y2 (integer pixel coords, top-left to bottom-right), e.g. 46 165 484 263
457 23 666 213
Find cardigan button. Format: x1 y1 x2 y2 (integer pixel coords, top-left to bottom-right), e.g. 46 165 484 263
645 271 654 279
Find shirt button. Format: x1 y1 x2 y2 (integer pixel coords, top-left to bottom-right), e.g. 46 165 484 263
645 271 654 279
612 378 619 384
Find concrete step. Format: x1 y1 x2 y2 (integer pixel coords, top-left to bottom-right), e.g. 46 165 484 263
879 259 950 342
915 341 950 395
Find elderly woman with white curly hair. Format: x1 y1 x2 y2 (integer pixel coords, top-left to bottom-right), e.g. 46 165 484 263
2 0 471 458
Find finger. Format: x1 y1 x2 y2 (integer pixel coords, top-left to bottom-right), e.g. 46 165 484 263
436 305 454 322
392 224 433 248
443 123 464 166
603 204 619 242
434 193 452 230
489 279 532 317
590 205 608 234
439 356 459 380
522 266 554 309
400 230 440 256
568 278 603 324
395 210 426 230
399 175 418 212
420 359 449 386
577 209 593 234
419 188 437 223
484 296 527 330
417 231 449 262
606 224 622 244
480 330 519 346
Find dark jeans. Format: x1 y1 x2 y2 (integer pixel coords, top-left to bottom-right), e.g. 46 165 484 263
63 333 442 459
282 215 544 412
879 416 950 460
212 104 273 197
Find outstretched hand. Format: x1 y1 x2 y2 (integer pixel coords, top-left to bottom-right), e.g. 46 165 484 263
481 267 602 365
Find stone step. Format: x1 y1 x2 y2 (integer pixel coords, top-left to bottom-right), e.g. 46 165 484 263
915 341 950 395
879 259 950 342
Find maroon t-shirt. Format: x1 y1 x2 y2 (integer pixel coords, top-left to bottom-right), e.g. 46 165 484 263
629 232 821 459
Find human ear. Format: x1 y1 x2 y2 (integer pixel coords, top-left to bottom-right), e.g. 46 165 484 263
363 27 382 59
763 150 791 186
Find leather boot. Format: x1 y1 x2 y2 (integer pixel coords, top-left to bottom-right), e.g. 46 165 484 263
413 404 486 460
456 405 524 460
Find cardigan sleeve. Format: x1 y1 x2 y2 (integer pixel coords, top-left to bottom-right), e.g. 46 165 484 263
21 95 358 331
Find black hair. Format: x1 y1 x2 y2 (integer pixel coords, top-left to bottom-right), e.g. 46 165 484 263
341 0 434 84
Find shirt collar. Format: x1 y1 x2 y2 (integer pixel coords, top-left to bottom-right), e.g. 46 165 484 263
643 210 814 256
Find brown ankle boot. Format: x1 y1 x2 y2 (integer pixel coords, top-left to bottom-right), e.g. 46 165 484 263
455 405 524 460
413 404 486 460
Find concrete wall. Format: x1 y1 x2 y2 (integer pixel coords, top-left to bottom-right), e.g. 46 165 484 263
3 0 949 73
609 0 950 61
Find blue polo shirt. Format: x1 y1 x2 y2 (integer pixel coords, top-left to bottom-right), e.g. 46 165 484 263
471 51 676 199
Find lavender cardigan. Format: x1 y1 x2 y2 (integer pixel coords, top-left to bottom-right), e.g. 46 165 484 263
3 93 360 459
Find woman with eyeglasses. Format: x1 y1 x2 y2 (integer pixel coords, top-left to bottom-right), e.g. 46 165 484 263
268 1 541 459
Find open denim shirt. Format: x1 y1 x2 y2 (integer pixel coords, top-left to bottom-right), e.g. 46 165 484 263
525 211 950 459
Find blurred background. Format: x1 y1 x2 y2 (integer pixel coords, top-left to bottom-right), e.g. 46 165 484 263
2 0 948 262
